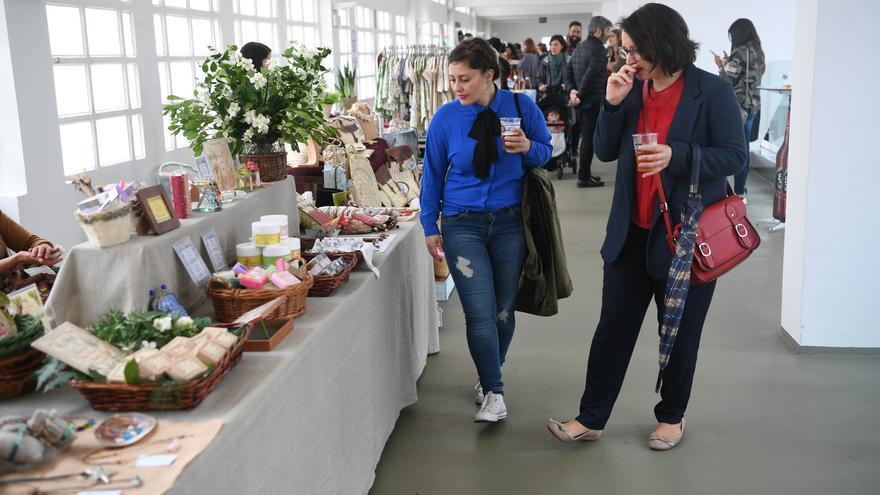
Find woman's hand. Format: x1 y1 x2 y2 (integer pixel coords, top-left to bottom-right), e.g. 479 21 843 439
502 128 532 154
538 84 547 92
425 235 445 262
29 244 62 264
606 65 637 106
636 144 672 177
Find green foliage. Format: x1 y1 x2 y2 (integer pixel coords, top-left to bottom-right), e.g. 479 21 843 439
0 314 43 359
88 310 211 352
124 360 141 385
35 357 83 392
319 91 342 105
335 64 357 98
163 43 336 157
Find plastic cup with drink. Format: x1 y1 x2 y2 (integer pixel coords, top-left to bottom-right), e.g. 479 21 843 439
632 133 659 172
501 117 522 153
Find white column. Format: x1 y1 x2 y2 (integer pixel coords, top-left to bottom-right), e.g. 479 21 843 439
781 0 880 348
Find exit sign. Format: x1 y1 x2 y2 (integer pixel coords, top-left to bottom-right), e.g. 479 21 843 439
538 17 547 23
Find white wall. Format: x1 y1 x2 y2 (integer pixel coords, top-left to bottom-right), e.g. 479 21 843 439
604 0 795 74
490 18 588 45
781 0 880 348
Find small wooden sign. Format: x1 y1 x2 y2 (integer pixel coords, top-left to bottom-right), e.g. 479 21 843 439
136 185 180 235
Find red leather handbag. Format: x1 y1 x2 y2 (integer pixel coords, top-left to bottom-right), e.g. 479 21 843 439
656 144 761 284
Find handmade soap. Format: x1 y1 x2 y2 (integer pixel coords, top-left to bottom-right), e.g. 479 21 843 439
166 356 209 381
195 340 227 365
161 336 198 361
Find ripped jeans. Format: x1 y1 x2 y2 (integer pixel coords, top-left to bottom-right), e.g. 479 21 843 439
441 206 527 395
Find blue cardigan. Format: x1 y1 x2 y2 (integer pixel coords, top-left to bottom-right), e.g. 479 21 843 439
420 90 552 237
594 64 747 278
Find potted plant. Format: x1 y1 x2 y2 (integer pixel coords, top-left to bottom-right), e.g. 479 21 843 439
335 64 357 110
164 43 334 182
319 91 342 119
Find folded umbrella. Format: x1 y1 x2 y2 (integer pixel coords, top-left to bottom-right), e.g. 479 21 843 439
656 193 703 393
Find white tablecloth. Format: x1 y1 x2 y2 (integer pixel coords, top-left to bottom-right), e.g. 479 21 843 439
45 178 300 328
3 221 439 494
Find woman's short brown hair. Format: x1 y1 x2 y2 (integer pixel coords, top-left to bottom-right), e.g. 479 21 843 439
621 3 699 76
523 38 538 54
448 38 502 81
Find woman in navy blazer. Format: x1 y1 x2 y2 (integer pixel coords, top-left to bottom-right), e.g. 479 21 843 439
547 3 745 450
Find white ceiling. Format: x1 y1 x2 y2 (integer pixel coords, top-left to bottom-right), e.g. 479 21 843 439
455 0 605 22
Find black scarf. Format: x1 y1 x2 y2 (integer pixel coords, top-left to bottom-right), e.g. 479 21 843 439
468 107 500 179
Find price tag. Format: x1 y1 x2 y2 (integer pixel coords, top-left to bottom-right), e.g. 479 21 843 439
136 454 178 467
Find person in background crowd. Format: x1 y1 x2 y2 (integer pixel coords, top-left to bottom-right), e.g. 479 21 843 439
240 41 271 70
503 43 516 61
567 21 583 55
0 210 61 278
421 38 552 424
537 42 548 60
519 38 543 90
547 3 745 451
565 15 613 188
716 18 765 199
463 32 474 41
607 28 625 75
488 38 512 87
538 34 569 98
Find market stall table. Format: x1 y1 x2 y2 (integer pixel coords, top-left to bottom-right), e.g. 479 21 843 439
3 221 439 495
45 178 300 328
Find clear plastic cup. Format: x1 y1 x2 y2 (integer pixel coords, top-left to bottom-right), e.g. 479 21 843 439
633 133 658 171
500 117 522 136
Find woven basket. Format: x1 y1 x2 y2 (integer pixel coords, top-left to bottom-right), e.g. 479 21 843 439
0 348 45 398
303 252 359 297
206 273 313 323
75 204 133 248
69 324 252 411
239 151 288 182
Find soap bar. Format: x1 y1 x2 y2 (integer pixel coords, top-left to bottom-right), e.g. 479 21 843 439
201 327 238 349
239 267 269 290
195 340 227 365
138 352 172 379
201 326 229 339
161 336 198 361
106 361 129 384
166 356 209 381
270 271 301 289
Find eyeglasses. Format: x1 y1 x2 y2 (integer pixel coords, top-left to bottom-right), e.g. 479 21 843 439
618 47 641 60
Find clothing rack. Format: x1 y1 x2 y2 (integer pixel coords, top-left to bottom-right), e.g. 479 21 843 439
375 45 452 132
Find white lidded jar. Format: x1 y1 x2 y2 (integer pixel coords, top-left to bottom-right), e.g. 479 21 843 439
262 244 290 268
260 214 289 239
236 242 263 268
252 221 281 247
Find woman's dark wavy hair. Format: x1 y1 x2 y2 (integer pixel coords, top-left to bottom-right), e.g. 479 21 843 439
549 34 567 52
448 38 501 81
729 18 765 66
621 3 698 76
241 41 271 71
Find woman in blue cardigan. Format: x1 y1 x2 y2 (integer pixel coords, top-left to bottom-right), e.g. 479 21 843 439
421 38 552 423
546 4 745 449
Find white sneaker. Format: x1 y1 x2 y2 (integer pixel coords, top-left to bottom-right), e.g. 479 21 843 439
474 392 507 423
474 381 484 405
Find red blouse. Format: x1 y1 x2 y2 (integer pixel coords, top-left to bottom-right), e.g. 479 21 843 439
632 75 685 229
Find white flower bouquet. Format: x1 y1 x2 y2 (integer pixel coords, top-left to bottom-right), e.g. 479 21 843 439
163 43 334 157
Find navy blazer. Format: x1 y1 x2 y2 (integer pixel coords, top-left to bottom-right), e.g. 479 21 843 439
594 64 746 278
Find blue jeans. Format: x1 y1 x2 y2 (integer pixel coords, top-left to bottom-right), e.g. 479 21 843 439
734 112 757 195
441 206 526 395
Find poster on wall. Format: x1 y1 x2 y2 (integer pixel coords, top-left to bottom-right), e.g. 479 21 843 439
202 138 238 192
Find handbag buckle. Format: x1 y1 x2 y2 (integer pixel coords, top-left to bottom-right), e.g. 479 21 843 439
698 242 712 257
735 223 748 238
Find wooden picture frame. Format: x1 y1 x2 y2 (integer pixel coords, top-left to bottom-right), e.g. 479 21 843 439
136 185 180 235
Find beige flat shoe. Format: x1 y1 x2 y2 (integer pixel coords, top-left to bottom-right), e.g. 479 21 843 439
546 419 603 443
648 419 686 451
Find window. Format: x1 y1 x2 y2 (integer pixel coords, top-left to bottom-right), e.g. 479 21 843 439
153 2 222 150
285 0 320 50
429 0 447 5
233 0 279 55
455 6 470 14
419 21 447 47
335 8 354 73
46 3 144 176
395 15 407 47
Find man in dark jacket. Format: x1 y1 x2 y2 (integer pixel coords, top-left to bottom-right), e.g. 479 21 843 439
565 15 612 188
